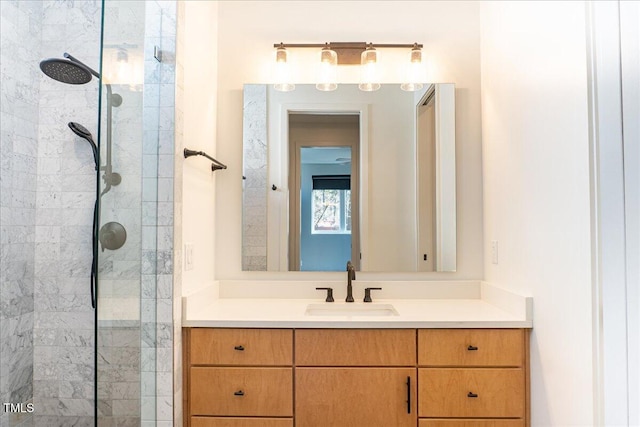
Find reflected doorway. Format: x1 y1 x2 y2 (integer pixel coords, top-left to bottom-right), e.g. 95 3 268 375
288 114 360 271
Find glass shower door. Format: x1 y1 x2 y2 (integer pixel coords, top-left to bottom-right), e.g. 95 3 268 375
96 1 176 425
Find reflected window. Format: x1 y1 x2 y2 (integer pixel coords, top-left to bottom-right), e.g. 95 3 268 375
311 175 351 234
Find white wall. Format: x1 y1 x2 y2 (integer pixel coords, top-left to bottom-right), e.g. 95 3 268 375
215 0 483 279
181 1 218 296
480 2 594 425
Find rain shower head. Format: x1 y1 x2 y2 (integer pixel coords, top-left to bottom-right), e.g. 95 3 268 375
40 53 100 85
40 58 92 84
68 122 98 169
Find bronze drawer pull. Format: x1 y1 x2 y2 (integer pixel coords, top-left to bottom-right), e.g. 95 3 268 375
467 345 478 351
234 345 245 351
234 390 245 396
467 392 478 398
406 376 411 414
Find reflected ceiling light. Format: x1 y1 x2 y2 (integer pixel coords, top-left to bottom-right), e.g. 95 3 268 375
401 44 425 92
273 43 295 92
114 48 130 80
102 45 143 90
316 44 338 92
358 44 380 92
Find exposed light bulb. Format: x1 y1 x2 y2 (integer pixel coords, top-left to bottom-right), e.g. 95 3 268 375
359 45 380 92
401 45 425 92
316 45 338 92
273 45 295 92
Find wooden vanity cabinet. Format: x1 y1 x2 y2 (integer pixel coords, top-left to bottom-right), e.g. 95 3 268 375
184 327 529 427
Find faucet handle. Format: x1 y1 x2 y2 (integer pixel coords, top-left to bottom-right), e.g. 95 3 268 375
316 287 334 302
363 287 382 303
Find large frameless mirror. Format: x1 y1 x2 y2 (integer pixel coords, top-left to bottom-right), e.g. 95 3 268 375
242 83 456 272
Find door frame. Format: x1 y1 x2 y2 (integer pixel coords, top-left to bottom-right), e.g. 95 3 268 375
586 1 637 424
289 133 359 271
268 103 370 271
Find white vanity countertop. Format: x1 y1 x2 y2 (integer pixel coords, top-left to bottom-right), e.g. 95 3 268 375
182 281 533 329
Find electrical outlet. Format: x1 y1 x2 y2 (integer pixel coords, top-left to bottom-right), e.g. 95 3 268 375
491 240 498 264
185 242 194 271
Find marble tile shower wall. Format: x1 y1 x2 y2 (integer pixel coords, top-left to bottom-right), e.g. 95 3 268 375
98 1 177 426
1 0 177 426
34 1 101 426
0 1 42 426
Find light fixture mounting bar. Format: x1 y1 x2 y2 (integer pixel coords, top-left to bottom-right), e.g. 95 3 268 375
273 42 423 65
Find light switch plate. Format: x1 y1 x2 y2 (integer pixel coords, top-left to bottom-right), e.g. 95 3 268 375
491 240 498 264
185 242 194 271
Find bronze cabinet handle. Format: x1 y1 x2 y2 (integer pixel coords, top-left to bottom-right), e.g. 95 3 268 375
406 376 411 414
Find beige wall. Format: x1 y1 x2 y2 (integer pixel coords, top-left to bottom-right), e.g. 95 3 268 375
215 0 484 279
480 1 594 425
181 0 219 296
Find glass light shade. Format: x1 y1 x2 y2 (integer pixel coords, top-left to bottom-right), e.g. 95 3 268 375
359 47 380 92
401 47 425 92
273 47 295 92
316 47 338 92
103 48 143 90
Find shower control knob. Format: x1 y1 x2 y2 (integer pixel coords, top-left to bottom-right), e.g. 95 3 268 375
99 222 127 252
110 172 122 186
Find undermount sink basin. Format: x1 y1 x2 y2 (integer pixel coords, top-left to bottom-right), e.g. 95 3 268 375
305 303 399 317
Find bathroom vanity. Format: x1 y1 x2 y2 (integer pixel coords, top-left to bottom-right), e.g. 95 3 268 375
182 281 532 427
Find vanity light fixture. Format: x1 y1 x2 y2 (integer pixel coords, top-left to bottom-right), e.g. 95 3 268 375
273 43 295 92
316 43 338 92
272 42 424 92
400 44 425 92
358 44 380 92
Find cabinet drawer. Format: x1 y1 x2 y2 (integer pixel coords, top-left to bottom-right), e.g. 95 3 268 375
295 329 416 366
190 328 293 366
190 367 293 416
191 417 293 427
419 420 525 427
418 368 525 418
418 329 524 366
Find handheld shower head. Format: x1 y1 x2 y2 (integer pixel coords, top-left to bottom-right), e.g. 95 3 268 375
68 122 99 169
40 53 99 85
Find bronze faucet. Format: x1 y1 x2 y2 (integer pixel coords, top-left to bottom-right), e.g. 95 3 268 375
346 261 356 302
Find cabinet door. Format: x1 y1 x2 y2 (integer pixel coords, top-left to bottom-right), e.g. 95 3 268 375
296 368 416 427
